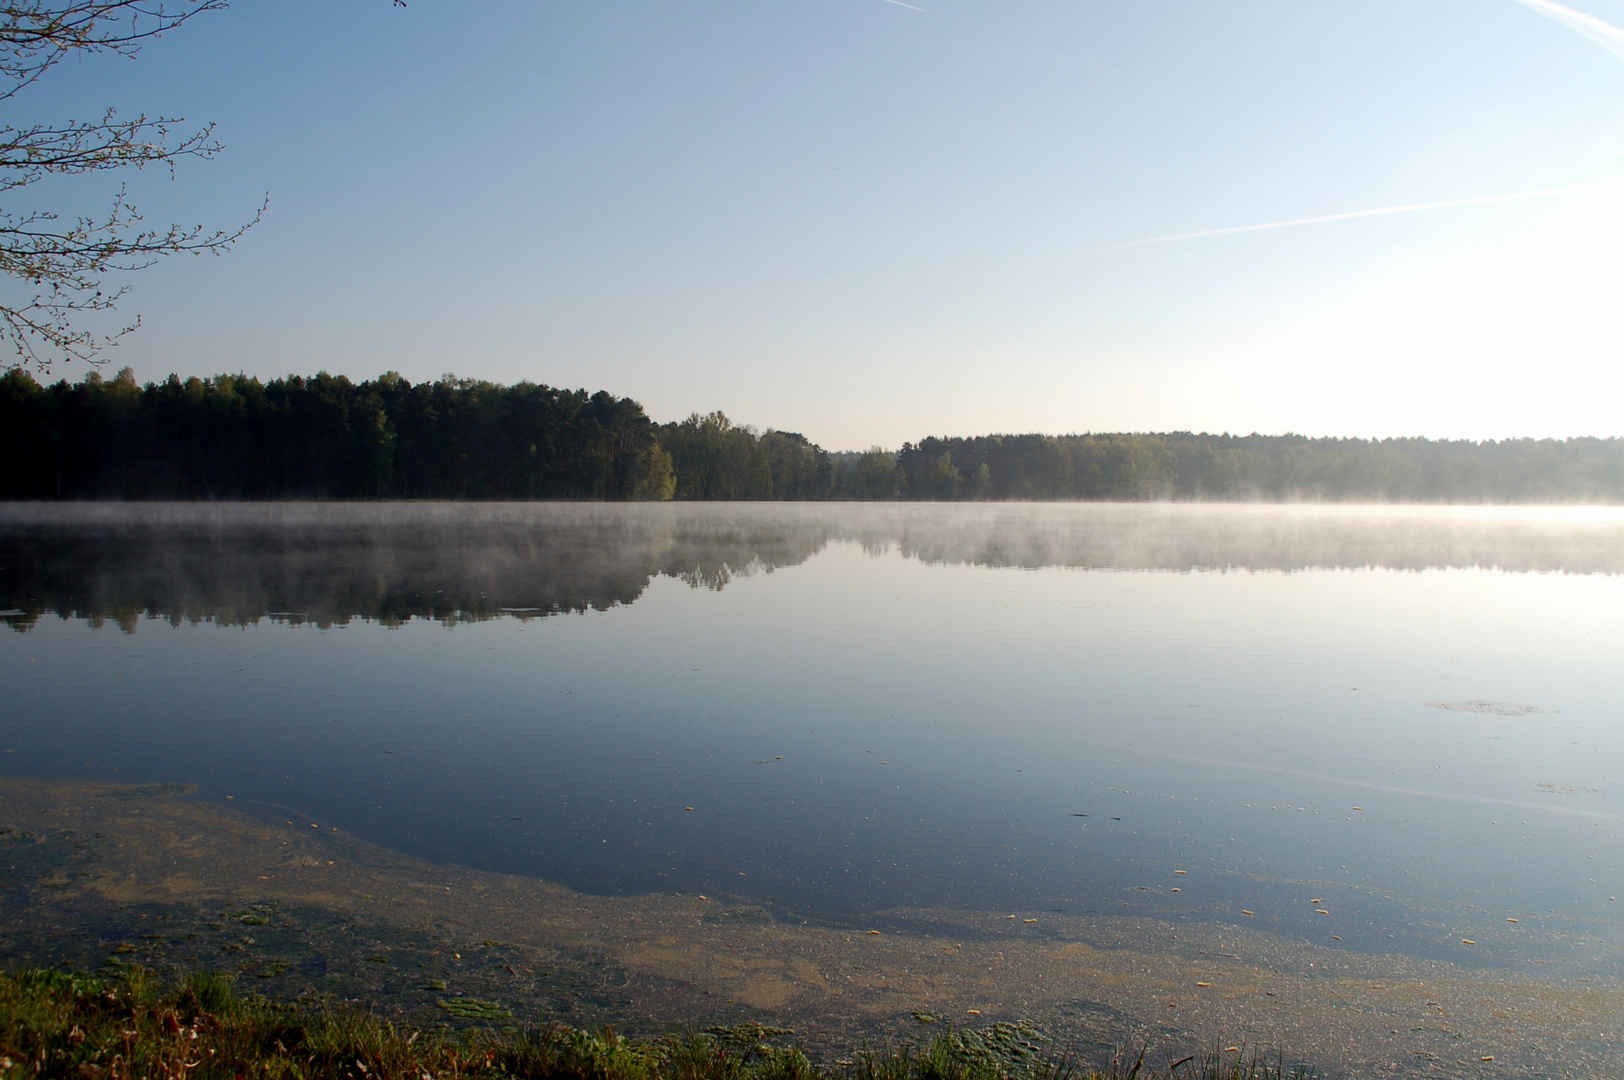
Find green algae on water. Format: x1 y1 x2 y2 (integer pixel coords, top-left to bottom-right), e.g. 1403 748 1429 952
437 995 512 1020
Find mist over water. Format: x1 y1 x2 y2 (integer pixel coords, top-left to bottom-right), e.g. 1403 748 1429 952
2 502 1622 979
5 501 1624 629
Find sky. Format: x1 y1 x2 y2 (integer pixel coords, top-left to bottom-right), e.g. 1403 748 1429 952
12 0 1624 448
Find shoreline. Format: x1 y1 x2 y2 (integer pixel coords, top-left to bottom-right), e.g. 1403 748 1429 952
1 779 1615 1077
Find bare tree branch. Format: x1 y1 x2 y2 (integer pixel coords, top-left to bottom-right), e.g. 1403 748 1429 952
0 181 264 367
0 110 223 188
0 2 232 103
0 1 401 371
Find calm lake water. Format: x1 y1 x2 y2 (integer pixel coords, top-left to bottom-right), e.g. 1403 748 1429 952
2 502 1622 1073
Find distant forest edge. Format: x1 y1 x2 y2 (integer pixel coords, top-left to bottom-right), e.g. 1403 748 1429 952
4 368 1624 502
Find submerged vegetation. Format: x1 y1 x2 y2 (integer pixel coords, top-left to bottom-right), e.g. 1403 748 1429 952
0 967 1309 1080
6 366 1622 501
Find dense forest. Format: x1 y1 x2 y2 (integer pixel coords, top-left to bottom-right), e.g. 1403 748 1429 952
3 367 1623 502
0 368 676 500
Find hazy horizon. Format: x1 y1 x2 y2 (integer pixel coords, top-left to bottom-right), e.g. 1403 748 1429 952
26 362 1624 454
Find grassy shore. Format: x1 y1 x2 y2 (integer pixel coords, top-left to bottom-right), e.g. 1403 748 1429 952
0 968 1311 1080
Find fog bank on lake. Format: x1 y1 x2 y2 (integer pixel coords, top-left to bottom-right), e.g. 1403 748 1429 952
4 502 1624 630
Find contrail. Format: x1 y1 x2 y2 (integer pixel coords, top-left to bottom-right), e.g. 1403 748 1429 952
1509 0 1624 59
1095 179 1618 253
881 0 926 10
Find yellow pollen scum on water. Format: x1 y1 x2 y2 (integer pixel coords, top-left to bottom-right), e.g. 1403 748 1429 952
1 778 1619 1076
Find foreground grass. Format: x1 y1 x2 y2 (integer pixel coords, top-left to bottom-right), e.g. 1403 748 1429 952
0 969 1311 1080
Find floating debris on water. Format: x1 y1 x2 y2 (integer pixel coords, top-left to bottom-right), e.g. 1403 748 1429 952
1424 700 1547 716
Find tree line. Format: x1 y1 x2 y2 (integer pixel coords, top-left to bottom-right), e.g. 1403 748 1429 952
891 432 1624 503
3 367 1623 502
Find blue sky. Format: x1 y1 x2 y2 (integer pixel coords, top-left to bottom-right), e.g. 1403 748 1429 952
16 0 1624 447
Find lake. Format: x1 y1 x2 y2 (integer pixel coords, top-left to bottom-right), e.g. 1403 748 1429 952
2 502 1621 1077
